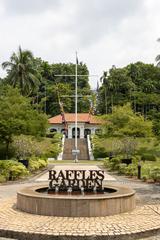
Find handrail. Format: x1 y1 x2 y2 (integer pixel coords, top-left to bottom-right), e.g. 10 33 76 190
57 134 65 160
87 135 94 160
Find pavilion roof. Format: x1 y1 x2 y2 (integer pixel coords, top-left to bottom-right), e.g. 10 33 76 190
48 113 102 125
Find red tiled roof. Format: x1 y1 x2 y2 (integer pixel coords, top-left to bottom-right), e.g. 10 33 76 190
48 113 101 124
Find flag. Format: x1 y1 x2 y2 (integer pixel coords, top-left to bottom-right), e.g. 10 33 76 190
97 81 99 91
76 52 78 65
59 100 68 134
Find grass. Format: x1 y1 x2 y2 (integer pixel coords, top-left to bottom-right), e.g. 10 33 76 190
48 160 103 165
141 160 160 176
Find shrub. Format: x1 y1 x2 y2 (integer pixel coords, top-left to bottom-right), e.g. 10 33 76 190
104 156 121 171
119 163 127 174
9 164 29 180
29 158 47 172
0 175 6 183
141 154 157 162
0 160 29 180
93 147 108 159
103 157 110 168
124 164 137 176
141 175 148 181
149 167 160 182
12 135 34 160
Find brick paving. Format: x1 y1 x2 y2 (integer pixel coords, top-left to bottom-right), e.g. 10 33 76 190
0 198 160 239
0 164 160 239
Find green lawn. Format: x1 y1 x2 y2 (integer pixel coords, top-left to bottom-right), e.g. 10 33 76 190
48 160 103 165
141 160 160 176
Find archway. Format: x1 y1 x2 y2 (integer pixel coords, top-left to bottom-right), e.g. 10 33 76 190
50 128 57 133
61 129 68 138
84 129 91 138
72 127 80 138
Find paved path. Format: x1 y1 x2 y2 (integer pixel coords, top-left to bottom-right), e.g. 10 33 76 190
0 164 160 239
0 199 160 239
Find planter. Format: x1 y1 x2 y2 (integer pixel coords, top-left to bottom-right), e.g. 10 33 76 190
18 159 29 168
121 158 132 165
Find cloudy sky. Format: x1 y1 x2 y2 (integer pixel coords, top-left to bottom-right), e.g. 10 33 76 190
0 0 160 89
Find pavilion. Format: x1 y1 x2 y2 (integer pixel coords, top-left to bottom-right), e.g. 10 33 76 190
48 113 101 139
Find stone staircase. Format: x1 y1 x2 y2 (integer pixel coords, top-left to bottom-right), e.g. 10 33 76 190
62 139 89 160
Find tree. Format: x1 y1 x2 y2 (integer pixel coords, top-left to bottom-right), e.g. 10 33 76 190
2 48 92 115
102 104 153 138
36 60 92 115
0 85 48 158
97 62 160 117
2 46 40 96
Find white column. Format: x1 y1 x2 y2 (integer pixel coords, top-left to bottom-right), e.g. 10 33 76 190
68 126 72 139
80 126 84 138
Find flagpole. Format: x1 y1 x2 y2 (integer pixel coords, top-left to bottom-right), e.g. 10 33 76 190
75 52 78 162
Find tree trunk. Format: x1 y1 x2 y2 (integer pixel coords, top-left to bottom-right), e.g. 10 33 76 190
6 140 10 160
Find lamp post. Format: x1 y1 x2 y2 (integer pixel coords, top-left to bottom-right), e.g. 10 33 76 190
75 52 78 162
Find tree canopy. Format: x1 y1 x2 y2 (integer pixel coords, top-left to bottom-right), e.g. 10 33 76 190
0 85 48 158
2 48 92 116
102 104 153 138
98 62 160 118
2 46 40 96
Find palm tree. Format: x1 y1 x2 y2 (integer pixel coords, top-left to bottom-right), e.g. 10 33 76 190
2 46 40 95
155 38 160 67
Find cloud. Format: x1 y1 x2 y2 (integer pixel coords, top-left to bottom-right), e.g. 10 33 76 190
66 0 145 47
0 0 160 89
1 0 61 15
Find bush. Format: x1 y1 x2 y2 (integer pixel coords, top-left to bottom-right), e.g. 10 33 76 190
141 175 148 181
119 163 128 174
141 154 157 161
9 164 29 180
104 156 121 171
0 175 6 183
124 164 137 176
0 160 29 181
29 158 47 172
93 147 108 159
149 167 160 182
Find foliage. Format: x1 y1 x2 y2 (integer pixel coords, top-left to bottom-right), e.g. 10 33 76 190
12 135 34 159
124 164 137 176
104 156 121 171
149 167 160 182
98 62 160 124
92 135 108 159
141 153 157 161
0 143 14 160
32 60 92 115
12 134 62 160
2 46 40 96
29 157 47 172
102 104 153 137
2 48 92 115
0 85 48 158
118 163 128 174
0 160 29 181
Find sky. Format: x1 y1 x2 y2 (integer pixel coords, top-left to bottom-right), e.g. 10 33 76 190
0 0 160 89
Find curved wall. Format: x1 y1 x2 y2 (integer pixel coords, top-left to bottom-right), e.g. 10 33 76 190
17 184 135 217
